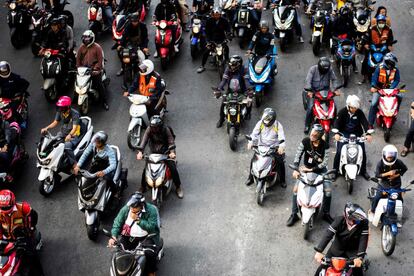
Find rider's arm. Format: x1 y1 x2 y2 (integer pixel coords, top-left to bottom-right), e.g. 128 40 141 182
293 141 305 167
390 69 400 89
218 69 230 91
165 127 176 152
67 26 74 50
15 75 30 94
76 45 83 68
137 127 150 152
111 205 129 238
250 120 262 144
396 159 408 176
128 74 139 94
277 122 286 148
370 67 380 88
356 220 369 258
103 146 117 175
93 44 104 72
317 150 329 171
329 68 340 90
115 0 125 13
269 35 277 55
304 66 316 91
357 109 371 132
140 23 149 49
77 143 94 168
138 203 159 233
314 217 341 253
242 67 252 91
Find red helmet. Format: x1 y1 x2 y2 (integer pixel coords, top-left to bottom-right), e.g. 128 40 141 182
56 96 72 108
0 190 16 215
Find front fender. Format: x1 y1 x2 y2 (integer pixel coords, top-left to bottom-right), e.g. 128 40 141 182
85 210 98 225
78 94 88 105
344 164 358 180
43 78 55 90
38 167 53 181
160 47 169 58
301 207 316 224
255 84 264 93
9 27 17 37
128 117 142 132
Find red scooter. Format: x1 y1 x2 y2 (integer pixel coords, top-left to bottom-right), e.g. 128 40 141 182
375 85 407 142
112 8 147 46
153 19 183 70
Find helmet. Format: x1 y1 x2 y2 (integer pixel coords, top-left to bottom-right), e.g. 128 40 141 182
127 192 145 208
339 6 350 17
139 60 154 76
346 95 361 110
58 15 68 26
56 96 72 108
92 131 108 145
0 61 11 78
261 108 276 127
50 17 60 26
0 190 16 215
228 55 243 72
383 52 398 69
150 115 163 129
212 7 222 15
310 124 324 141
317 57 330 74
382 144 398 166
259 20 269 30
376 14 387 23
130 13 140 22
344 202 367 225
82 30 95 47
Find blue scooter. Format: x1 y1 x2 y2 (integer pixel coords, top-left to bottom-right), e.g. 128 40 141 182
333 36 356 87
248 53 277 107
367 43 388 77
369 178 414 256
190 13 207 59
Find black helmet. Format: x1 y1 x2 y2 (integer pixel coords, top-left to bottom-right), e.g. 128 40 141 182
92 131 108 145
229 55 243 72
127 192 145 208
150 115 163 128
310 124 324 141
130 13 140 22
318 57 331 74
58 15 68 26
339 6 350 17
261 108 277 127
344 202 367 225
0 61 11 79
383 52 398 69
50 17 60 26
259 20 269 30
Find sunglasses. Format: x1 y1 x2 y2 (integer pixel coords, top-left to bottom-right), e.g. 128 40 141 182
411 106 414 110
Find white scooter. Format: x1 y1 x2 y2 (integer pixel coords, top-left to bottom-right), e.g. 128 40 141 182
289 164 334 240
332 129 373 194
77 145 128 240
272 2 296 51
37 117 94 196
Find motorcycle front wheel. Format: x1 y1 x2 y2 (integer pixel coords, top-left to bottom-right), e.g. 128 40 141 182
229 126 237 151
381 224 396 256
255 92 263 107
256 180 265 206
347 179 353 194
303 215 313 240
384 128 391 142
312 38 321 56
279 37 287 52
127 124 142 150
190 44 198 59
79 99 89 115
39 176 57 196
44 84 58 102
86 223 99 241
343 65 350 87
160 57 168 70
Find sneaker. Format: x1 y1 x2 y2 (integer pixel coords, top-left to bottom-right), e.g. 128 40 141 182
304 126 310 134
298 36 304 43
401 147 409 157
153 52 159 58
358 78 366 85
174 45 180 53
322 213 334 224
368 210 374 222
197 66 205 73
176 187 184 199
116 68 124 76
362 172 370 181
280 181 287 188
216 119 224 128
397 222 403 228
353 67 359 73
245 177 253 186
286 213 300 227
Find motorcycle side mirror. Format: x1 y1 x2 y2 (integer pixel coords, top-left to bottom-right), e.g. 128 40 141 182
371 1 376 4
400 84 406 89
245 135 252 141
102 229 112 237
335 85 344 90
366 129 374 134
370 177 379 183
410 180 414 184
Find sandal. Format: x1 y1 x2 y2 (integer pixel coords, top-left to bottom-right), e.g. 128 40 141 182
401 149 409 157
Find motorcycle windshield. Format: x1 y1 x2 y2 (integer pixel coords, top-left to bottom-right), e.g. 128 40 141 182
319 90 329 98
115 252 136 275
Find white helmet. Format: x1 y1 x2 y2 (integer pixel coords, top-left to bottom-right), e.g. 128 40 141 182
82 30 95 47
139 59 154 76
382 144 398 166
346 95 361 110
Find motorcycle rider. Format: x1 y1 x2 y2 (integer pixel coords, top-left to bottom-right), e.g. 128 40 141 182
136 115 184 199
0 115 20 182
59 15 75 68
123 59 166 118
303 57 340 133
40 96 83 168
14 0 36 8
0 190 44 275
115 0 147 15
73 131 120 197
368 145 407 221
215 55 252 128
108 192 160 276
368 52 401 127
116 13 149 77
332 95 372 181
314 202 369 276
245 108 286 187
154 0 180 56
87 0 114 31
197 7 231 73
286 124 333 226
401 101 414 157
371 6 391 27
0 61 29 126
76 30 109 110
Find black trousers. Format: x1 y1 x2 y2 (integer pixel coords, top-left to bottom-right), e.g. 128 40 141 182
91 74 107 102
141 159 181 191
404 120 414 149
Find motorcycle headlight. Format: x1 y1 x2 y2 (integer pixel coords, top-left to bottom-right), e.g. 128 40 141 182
155 177 164 187
123 57 131 64
44 51 51 58
9 2 16 9
390 193 399 200
193 26 200 34
90 7 97 14
229 107 237 116
160 21 167 29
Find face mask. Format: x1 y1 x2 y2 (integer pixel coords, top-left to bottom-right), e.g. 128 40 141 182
378 23 385 29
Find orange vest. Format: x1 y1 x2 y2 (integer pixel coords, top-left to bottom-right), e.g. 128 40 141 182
139 74 157 97
371 27 390 45
0 203 30 240
378 67 396 88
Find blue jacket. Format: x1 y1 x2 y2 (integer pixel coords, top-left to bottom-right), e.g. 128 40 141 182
78 144 117 175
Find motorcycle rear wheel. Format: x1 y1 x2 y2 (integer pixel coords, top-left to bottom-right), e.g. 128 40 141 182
343 66 350 87
10 31 23 49
347 179 353 194
160 57 168 70
384 128 391 142
62 10 74 28
86 223 99 241
303 215 313 240
127 125 142 150
381 225 396 256
44 85 58 102
190 44 198 59
280 37 287 52
31 42 41 56
312 39 321 56
79 99 89 115
255 92 262 107
229 127 237 151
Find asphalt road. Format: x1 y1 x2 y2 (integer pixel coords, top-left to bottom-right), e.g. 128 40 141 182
1 0 414 275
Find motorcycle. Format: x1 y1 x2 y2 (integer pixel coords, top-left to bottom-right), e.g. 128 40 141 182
189 13 207 59
126 90 168 150
40 49 66 102
245 135 283 206
7 0 32 48
234 0 254 48
247 53 277 107
289 164 335 240
102 229 164 276
310 2 333 55
153 19 183 70
317 257 369 275
30 7 51 56
36 117 94 196
353 6 371 52
210 41 228 81
332 35 356 87
77 146 128 240
332 129 373 194
0 94 29 130
368 178 414 256
87 0 105 35
120 45 145 89
74 66 109 115
142 146 176 208
374 86 407 142
272 2 296 52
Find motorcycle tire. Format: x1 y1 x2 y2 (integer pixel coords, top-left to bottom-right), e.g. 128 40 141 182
384 128 391 142
127 125 141 150
229 127 237 151
160 57 168 70
44 85 58 102
123 67 133 86
89 22 100 37
279 37 287 52
312 39 321 56
86 223 99 241
255 92 262 107
62 10 74 28
347 179 353 194
190 44 198 59
303 215 313 240
381 224 396 256
302 90 308 110
10 31 22 49
79 100 89 116
343 66 350 88
31 42 41 57
256 180 265 206
39 176 58 197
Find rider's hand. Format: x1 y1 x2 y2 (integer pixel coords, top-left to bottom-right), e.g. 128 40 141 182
108 237 117 247
116 45 122 51
307 92 313 98
277 147 285 155
334 134 341 141
247 142 253 150
334 90 341 96
370 87 377 93
0 145 7 153
143 48 150 55
41 128 48 134
96 171 105 178
169 152 176 159
292 171 300 179
300 166 312 173
136 151 143 160
364 44 369 50
123 91 129 97
65 135 72 142
314 252 324 264
353 258 363 268
246 50 252 55
366 135 373 143
73 166 80 175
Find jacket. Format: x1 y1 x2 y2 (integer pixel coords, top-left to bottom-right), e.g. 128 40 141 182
218 67 251 92
138 125 175 154
0 73 30 99
120 22 149 48
305 65 340 92
248 31 277 56
78 143 117 175
205 17 230 43
371 65 400 89
333 107 371 137
0 121 13 148
76 43 104 73
128 71 163 100
0 202 35 240
293 137 328 173
42 29 68 51
111 203 160 245
250 120 286 148
375 159 407 188
368 25 394 46
116 0 145 14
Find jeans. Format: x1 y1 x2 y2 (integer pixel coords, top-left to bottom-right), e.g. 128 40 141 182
141 159 181 192
368 92 402 126
59 133 81 167
333 140 367 176
103 6 114 29
404 120 414 149
305 97 314 128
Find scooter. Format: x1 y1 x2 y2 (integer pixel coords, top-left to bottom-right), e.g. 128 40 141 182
210 41 228 80
246 135 282 206
367 42 394 78
310 2 333 55
143 146 176 208
112 14 129 45
87 0 105 35
189 13 207 59
247 53 277 107
77 145 128 240
333 35 356 87
0 93 29 130
368 178 414 256
40 49 65 102
153 19 183 70
318 257 369 276
288 164 334 240
234 0 254 48
30 7 51 56
375 86 407 142
37 117 94 196
102 229 164 276
272 2 296 52
7 0 32 49
332 129 373 194
353 6 371 52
